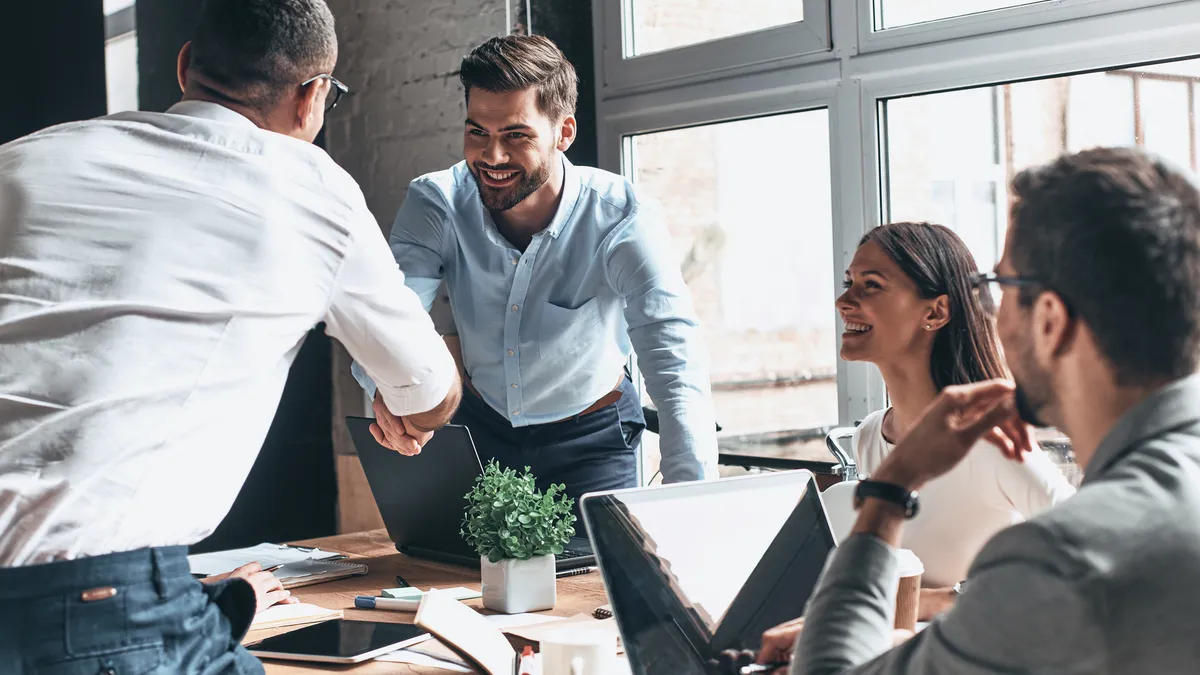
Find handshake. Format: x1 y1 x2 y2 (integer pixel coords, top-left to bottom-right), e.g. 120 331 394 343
369 391 440 456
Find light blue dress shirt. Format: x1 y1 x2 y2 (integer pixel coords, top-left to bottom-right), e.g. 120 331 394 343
352 156 718 482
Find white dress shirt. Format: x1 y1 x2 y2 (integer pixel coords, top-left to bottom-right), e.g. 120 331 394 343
852 409 1076 586
0 102 455 566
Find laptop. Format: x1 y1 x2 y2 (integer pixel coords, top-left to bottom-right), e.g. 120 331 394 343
580 470 836 675
346 417 595 571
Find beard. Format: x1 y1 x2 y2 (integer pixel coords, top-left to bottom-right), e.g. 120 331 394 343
471 157 552 212
1013 383 1048 428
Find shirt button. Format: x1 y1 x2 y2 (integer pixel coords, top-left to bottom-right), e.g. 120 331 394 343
512 409 520 415
511 304 519 312
512 258 519 265
511 383 518 389
507 349 515 356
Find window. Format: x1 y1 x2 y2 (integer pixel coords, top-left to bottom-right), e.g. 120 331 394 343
627 111 837 474
873 0 1047 30
883 57 1200 274
104 0 138 114
627 0 804 57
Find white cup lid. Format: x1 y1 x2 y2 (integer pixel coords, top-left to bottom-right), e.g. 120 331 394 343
895 548 924 577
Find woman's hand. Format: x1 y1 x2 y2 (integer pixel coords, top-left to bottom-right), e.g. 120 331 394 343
757 618 917 671
917 586 957 621
201 562 297 613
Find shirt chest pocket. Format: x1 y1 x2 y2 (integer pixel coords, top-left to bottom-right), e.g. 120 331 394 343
538 298 605 359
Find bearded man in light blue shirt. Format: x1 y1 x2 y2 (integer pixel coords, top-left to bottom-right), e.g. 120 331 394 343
353 35 719 506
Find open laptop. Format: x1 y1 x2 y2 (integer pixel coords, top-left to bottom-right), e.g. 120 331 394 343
580 471 836 675
346 417 595 571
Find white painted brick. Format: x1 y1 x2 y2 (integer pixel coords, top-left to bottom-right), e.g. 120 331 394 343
324 0 507 229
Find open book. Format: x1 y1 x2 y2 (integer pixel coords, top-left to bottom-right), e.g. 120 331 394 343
250 603 342 631
415 591 518 675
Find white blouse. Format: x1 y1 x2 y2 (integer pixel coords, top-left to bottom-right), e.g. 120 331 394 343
852 409 1076 587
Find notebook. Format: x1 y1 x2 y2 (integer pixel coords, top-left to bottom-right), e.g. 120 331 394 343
249 603 343 631
188 543 367 590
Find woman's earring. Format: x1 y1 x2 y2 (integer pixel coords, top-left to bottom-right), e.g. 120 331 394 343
925 324 932 330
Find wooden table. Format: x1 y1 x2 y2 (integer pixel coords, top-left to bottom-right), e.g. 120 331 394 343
249 529 610 674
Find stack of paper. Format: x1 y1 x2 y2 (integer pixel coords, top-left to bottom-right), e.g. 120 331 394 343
188 543 344 575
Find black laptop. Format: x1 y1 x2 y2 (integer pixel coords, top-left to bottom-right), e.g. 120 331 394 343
346 417 595 571
581 471 835 675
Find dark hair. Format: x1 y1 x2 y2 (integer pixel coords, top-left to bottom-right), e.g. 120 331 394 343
191 0 337 109
460 35 578 121
861 222 1008 390
1010 147 1200 386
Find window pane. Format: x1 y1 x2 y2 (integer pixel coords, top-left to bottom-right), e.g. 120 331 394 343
628 0 803 58
104 0 135 13
627 111 836 474
105 33 139 114
875 0 1045 30
882 58 1200 487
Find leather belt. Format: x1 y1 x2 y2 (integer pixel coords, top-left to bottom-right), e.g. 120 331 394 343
465 373 625 424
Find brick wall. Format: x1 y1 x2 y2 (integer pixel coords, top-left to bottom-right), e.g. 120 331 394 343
322 0 509 531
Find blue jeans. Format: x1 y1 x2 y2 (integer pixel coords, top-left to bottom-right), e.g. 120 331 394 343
454 376 645 517
0 546 262 674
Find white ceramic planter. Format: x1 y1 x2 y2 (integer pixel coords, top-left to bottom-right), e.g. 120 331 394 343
480 554 556 614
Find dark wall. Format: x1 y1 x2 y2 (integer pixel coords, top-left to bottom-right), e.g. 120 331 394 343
136 0 201 112
1 1 107 144
532 0 598 169
134 0 338 552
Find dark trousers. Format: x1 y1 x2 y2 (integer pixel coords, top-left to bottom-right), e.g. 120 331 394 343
454 377 645 519
0 546 262 675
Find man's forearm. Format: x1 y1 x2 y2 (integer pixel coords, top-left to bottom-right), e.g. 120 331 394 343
405 370 462 432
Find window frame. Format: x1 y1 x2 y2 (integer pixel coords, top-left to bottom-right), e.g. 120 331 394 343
595 0 830 97
593 0 1200 470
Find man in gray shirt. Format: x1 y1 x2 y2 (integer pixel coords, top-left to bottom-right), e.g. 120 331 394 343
759 146 1200 674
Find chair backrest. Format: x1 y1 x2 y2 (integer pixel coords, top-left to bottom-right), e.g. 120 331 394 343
820 480 860 543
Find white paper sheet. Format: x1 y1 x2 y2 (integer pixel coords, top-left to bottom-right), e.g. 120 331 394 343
375 649 473 672
187 543 341 576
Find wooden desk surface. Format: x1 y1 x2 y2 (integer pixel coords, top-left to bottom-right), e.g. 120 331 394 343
250 529 609 674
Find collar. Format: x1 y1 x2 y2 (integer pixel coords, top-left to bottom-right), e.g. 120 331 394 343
542 154 582 239
1082 373 1200 484
166 100 259 129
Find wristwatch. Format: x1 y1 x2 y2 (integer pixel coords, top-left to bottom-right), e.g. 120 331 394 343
952 581 966 596
854 480 920 519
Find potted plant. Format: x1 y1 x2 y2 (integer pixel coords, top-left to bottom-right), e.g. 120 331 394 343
461 461 576 613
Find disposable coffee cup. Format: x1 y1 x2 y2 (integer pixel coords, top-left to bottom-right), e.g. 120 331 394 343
894 548 924 631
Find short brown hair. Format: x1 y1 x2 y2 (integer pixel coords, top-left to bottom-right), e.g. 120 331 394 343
1010 147 1200 385
460 35 578 121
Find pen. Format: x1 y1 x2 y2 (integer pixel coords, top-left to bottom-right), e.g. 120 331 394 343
556 566 594 578
262 564 285 573
740 663 787 675
354 595 420 611
394 574 411 588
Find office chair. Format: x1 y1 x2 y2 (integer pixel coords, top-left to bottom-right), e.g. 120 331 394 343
824 427 859 482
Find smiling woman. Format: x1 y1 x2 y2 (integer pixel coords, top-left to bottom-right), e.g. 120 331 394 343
836 222 1074 595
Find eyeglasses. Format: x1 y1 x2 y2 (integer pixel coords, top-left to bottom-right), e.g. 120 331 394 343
301 74 351 112
970 272 1043 316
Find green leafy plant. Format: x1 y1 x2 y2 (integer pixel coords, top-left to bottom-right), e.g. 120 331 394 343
461 461 576 563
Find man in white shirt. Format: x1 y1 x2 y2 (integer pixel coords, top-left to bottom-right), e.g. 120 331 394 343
0 0 459 672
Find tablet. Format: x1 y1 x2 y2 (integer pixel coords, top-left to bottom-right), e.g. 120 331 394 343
246 619 430 664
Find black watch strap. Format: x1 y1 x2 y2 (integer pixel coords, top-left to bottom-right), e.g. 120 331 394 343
854 480 920 519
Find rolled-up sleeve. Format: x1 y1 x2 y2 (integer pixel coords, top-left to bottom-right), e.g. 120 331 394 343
792 525 1104 675
325 206 456 417
604 205 718 483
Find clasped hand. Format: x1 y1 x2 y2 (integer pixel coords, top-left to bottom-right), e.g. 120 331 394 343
370 392 435 456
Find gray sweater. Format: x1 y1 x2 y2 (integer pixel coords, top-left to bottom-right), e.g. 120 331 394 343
793 374 1200 675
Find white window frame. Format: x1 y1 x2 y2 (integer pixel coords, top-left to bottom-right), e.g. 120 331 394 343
595 0 830 96
594 0 1200 464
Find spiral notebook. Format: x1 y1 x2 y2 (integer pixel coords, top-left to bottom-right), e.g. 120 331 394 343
188 543 368 590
